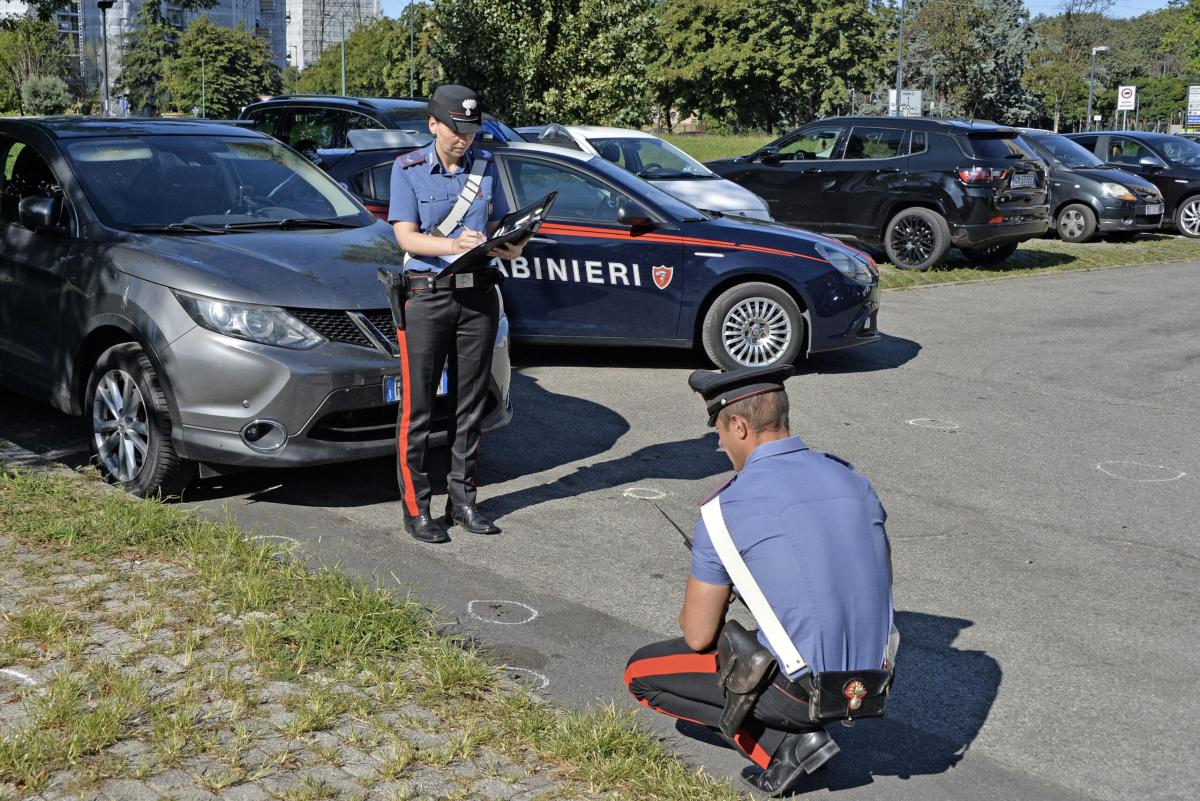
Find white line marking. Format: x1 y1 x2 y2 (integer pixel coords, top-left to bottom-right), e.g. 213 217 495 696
0 668 36 686
247 534 301 545
624 487 667 500
906 418 960 430
467 600 539 626
502 666 549 691
1096 461 1187 482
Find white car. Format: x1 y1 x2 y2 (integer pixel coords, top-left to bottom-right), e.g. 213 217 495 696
536 124 773 220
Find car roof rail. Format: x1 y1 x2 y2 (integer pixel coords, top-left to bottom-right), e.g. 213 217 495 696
258 94 383 111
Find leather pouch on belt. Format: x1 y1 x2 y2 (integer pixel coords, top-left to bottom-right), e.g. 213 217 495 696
716 620 776 739
377 268 408 331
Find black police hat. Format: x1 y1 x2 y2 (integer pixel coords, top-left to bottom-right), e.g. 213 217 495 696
428 84 482 134
688 365 794 427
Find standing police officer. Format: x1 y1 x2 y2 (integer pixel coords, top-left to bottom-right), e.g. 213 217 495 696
387 84 525 544
625 366 895 797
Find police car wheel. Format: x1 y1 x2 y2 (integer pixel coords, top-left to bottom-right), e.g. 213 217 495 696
702 282 804 371
883 207 951 271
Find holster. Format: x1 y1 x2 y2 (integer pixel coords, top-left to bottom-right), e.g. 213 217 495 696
715 621 776 739
377 268 409 331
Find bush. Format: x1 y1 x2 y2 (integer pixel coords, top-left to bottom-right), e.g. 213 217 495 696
21 75 72 115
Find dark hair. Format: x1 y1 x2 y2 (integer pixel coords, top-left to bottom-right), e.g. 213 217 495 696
717 389 789 433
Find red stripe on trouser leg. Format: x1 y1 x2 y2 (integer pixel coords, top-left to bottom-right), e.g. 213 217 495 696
733 729 772 768
622 652 717 686
633 696 710 727
395 323 419 517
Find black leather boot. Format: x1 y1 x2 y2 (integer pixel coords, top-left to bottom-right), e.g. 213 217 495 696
747 729 839 798
445 504 501 535
404 512 450 543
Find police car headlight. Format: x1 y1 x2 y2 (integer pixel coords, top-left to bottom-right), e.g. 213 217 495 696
175 291 325 350
815 243 875 285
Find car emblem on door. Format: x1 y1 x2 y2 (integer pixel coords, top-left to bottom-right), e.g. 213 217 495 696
652 264 673 289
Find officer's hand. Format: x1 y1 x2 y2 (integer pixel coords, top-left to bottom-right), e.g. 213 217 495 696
452 228 487 254
489 233 529 261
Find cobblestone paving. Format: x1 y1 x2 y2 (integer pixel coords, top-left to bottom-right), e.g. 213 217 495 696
0 533 591 801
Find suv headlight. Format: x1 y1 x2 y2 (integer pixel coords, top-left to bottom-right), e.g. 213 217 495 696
815 242 876 285
175 291 325 350
1101 182 1136 201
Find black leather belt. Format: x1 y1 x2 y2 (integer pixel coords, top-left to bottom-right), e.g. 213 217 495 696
406 272 476 292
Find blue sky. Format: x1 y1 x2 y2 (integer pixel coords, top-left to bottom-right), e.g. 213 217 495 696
379 0 1172 21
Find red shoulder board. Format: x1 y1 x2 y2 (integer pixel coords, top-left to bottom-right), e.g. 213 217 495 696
395 149 426 168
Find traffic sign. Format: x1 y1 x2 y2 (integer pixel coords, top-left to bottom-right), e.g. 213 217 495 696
1189 85 1200 126
1117 85 1137 112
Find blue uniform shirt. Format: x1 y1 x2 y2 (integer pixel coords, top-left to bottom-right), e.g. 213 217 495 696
386 142 509 273
690 436 894 680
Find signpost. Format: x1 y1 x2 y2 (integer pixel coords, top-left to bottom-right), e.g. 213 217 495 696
888 89 923 118
1117 85 1136 129
1188 85 1200 128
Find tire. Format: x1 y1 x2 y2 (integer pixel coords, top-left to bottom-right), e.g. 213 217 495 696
1173 195 1200 238
883 208 951 271
1056 203 1097 243
960 240 1019 264
701 282 805 370
85 343 195 499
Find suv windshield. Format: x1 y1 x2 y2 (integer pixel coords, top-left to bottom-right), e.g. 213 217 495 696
1028 134 1103 169
63 135 369 230
587 136 714 179
1160 137 1200 166
967 134 1035 160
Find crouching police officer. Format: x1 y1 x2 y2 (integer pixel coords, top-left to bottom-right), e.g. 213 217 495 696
384 84 525 544
625 366 896 797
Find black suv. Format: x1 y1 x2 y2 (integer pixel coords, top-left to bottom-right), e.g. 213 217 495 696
707 116 1050 270
1064 131 1200 238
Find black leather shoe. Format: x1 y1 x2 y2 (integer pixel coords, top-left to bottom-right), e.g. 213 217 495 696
746 730 840 798
445 504 501 535
404 512 450 544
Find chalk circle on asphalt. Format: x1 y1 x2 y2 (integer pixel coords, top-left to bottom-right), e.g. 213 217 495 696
247 534 301 546
467 600 539 626
624 487 667 500
0 667 37 686
1096 461 1187 482
907 418 960 431
502 666 549 691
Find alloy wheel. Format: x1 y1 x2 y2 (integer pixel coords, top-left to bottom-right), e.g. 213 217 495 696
1180 199 1200 236
721 297 793 367
890 215 936 266
91 369 149 483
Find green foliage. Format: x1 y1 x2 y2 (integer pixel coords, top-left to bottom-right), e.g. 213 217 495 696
1163 0 1200 77
116 0 179 116
295 11 434 97
165 15 280 118
20 74 71 115
0 17 73 116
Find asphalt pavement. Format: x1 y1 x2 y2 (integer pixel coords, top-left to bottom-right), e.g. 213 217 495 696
5 262 1198 800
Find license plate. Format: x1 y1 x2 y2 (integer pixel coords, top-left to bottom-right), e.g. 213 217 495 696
384 371 448 403
1141 203 1163 215
1010 172 1036 188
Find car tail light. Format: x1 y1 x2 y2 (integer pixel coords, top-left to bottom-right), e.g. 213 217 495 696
957 167 1009 184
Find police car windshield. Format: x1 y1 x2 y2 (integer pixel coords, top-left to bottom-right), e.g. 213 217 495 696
582 154 712 221
587 136 715 180
1028 134 1103 169
63 135 370 230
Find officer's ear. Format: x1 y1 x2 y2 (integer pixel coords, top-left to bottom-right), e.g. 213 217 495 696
428 116 438 135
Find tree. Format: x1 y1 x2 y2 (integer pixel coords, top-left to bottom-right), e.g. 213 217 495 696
116 0 178 115
1164 0 1200 76
1023 0 1113 130
21 74 71 114
295 10 436 98
0 17 73 115
164 16 280 118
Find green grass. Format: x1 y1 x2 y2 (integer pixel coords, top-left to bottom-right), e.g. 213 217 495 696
879 233 1200 289
662 132 775 163
0 467 745 800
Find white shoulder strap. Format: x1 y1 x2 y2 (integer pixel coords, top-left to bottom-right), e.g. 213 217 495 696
402 158 488 266
700 496 808 675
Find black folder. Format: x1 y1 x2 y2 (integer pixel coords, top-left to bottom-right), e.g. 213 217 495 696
435 191 557 278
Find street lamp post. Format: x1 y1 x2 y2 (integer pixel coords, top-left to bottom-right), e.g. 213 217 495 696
97 0 115 115
1086 45 1109 132
200 54 205 118
893 0 906 118
408 0 414 97
323 14 347 95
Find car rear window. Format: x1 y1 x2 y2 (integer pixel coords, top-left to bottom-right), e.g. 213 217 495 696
965 135 1034 160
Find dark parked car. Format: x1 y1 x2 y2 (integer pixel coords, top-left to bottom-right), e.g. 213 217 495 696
314 138 881 370
1017 129 1164 242
1065 131 1200 238
0 118 511 497
707 116 1050 270
239 95 522 160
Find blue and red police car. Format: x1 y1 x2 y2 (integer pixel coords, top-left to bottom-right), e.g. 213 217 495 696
318 137 881 369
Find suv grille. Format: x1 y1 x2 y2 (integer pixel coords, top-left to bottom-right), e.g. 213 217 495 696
288 308 396 352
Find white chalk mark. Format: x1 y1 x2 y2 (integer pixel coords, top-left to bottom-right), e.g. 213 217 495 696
624 487 668 500
467 600 539 626
247 534 301 545
906 418 960 431
502 666 549 691
1096 461 1187 482
0 667 36 686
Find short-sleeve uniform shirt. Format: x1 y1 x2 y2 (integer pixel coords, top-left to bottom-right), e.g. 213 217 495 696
690 436 893 679
386 142 509 273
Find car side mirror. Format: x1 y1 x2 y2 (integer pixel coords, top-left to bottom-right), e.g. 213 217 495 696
18 196 66 236
617 202 653 228
757 147 782 164
1138 155 1165 170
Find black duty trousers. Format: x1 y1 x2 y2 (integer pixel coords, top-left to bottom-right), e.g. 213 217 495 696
625 637 822 770
394 283 499 516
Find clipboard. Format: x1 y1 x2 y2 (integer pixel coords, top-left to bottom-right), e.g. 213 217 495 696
436 191 557 278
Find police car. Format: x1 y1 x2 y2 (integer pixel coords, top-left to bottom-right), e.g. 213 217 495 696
319 137 880 369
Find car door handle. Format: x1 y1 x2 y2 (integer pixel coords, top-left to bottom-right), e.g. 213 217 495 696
528 236 556 244
798 168 822 174
876 168 901 173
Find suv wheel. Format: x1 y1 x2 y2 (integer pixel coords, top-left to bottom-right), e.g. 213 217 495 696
884 208 951 271
85 343 195 498
961 241 1019 264
702 282 805 370
1056 203 1097 243
1174 195 1200 238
